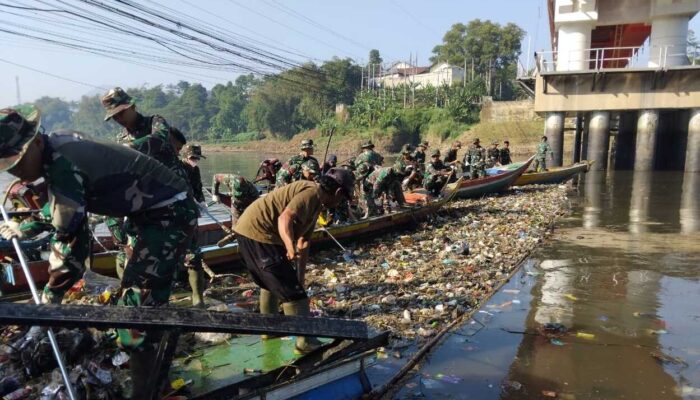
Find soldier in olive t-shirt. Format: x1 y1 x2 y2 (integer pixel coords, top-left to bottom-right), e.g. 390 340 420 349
234 170 354 354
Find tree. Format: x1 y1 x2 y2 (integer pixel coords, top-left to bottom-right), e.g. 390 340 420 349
689 29 699 65
431 19 525 99
369 49 383 66
33 97 72 132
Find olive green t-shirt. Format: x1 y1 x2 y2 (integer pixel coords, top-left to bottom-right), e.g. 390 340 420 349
234 181 323 245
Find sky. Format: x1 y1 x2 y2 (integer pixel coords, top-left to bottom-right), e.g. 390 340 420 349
0 0 698 106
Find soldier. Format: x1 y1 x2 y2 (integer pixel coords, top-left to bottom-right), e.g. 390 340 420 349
423 149 453 196
355 140 384 217
366 166 405 214
254 158 282 188
0 106 197 395
321 154 337 174
275 162 298 188
212 173 260 225
500 140 512 165
464 138 487 179
533 136 554 172
412 141 429 166
234 169 354 354
487 141 500 167
300 162 318 181
180 143 207 307
287 139 321 180
394 144 420 191
444 141 462 164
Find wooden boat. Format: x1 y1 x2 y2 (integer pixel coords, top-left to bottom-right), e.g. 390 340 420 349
513 160 592 186
445 156 534 199
1 179 462 297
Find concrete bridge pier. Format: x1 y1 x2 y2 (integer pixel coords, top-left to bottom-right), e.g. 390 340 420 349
573 113 583 163
545 112 565 167
686 109 700 172
587 111 610 171
634 110 660 171
614 112 637 170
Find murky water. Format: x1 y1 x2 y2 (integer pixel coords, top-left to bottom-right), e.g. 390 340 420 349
397 171 700 400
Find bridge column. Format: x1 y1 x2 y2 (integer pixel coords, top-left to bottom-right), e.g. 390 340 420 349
587 111 610 170
545 112 564 167
573 113 583 163
635 110 659 171
648 16 690 68
686 109 700 172
556 22 591 71
614 111 637 170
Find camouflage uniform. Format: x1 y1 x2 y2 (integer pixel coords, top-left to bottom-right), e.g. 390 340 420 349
356 147 384 217
412 148 426 165
487 146 500 167
365 167 404 214
424 158 451 196
444 148 459 164
464 144 487 179
533 140 554 172
213 173 260 224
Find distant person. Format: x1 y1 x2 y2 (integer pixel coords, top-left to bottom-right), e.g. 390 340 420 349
322 154 338 174
277 139 321 187
500 140 512 165
444 141 462 164
533 136 554 172
255 158 282 187
423 149 453 196
464 138 486 179
366 167 405 214
412 141 429 166
234 169 354 354
487 141 500 167
212 174 260 225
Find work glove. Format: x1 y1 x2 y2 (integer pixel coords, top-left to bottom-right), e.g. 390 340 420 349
211 194 220 203
0 220 24 240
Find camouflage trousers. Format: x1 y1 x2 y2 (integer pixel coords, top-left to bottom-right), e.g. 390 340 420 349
116 198 197 351
42 221 92 304
360 181 380 217
425 176 448 196
469 164 486 180
533 157 547 172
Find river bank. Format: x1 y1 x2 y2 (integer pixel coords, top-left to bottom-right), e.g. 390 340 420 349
200 120 544 160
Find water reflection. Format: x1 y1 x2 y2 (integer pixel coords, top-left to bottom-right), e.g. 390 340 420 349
680 172 700 234
629 171 653 235
582 169 604 228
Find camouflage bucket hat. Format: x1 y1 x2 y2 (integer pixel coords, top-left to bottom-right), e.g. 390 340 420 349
420 141 429 148
184 144 206 159
361 140 374 149
430 149 441 157
300 139 315 150
401 144 413 155
0 106 42 172
101 87 135 121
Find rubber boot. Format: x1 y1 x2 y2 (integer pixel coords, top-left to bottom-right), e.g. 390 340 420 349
188 268 206 308
282 299 323 355
259 289 280 340
129 348 160 399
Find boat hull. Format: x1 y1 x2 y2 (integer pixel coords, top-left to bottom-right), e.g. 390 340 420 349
514 161 591 186
447 157 533 199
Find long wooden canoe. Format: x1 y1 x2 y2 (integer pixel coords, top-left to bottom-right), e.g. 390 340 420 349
446 156 534 199
513 160 592 186
1 179 462 297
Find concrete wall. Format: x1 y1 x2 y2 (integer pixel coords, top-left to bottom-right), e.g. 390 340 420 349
480 97 537 122
377 67 465 88
534 67 700 113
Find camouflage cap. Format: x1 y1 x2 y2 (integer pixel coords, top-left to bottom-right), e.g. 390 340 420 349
419 141 429 148
473 137 480 144
430 149 441 157
453 140 462 147
101 87 135 121
0 106 42 172
183 144 205 159
492 141 499 145
300 139 315 150
361 140 375 149
401 144 414 155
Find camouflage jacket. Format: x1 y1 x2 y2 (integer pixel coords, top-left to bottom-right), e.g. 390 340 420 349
213 173 260 206
393 157 416 178
487 148 500 165
367 167 396 194
182 161 204 203
536 141 554 159
40 131 190 239
464 145 486 166
287 154 320 180
424 160 450 184
119 113 189 184
356 149 384 179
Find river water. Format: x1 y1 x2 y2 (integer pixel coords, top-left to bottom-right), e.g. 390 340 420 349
396 170 700 400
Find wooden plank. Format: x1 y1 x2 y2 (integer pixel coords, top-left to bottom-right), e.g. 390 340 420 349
0 303 369 340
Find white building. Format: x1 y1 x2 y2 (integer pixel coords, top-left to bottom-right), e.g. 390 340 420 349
374 62 465 88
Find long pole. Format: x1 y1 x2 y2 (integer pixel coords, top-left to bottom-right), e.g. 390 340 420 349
0 205 77 400
321 127 336 172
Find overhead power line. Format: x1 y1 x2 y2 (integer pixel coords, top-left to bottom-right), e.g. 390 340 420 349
0 56 107 90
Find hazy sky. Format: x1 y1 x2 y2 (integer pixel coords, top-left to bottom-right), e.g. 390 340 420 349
0 0 697 106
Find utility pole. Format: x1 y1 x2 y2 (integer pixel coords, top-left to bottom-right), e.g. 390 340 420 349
360 66 364 91
15 76 21 105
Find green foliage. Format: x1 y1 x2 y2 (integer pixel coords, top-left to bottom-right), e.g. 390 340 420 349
369 49 383 65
